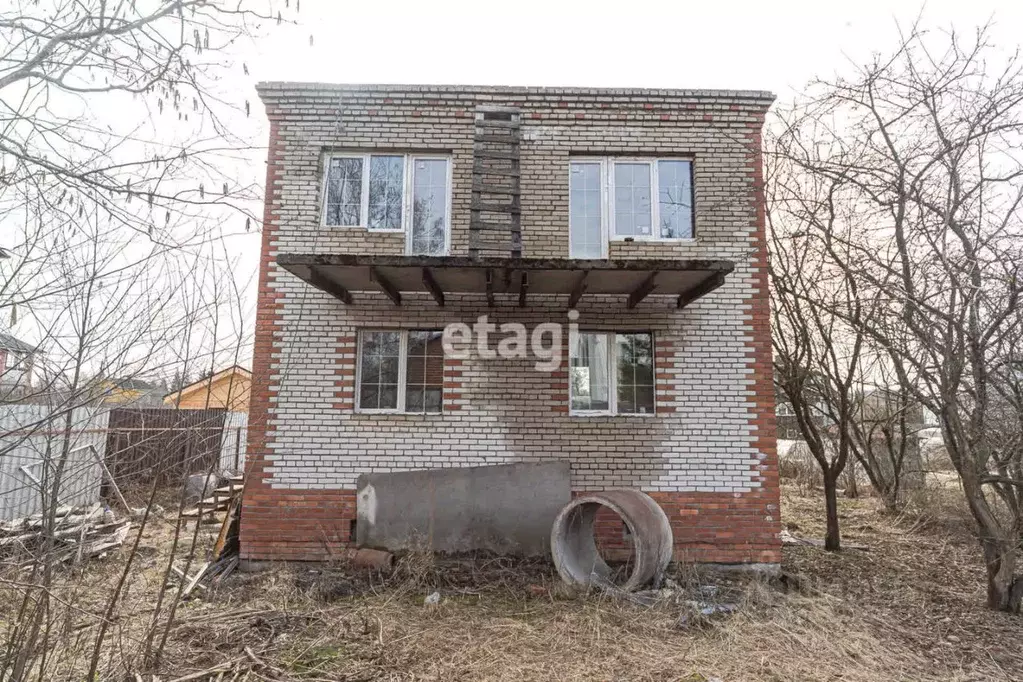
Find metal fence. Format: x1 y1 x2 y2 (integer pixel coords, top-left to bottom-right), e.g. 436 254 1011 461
0 405 110 520
103 408 229 492
220 411 248 473
0 405 247 520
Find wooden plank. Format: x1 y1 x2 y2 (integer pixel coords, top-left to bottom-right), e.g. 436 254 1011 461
195 494 231 509
474 149 520 161
677 271 725 309
422 267 445 307
183 561 210 598
471 201 520 214
309 265 353 304
213 496 240 560
369 266 401 306
474 133 520 144
474 119 520 129
469 235 518 249
471 181 520 196
568 271 589 308
510 213 522 257
472 164 520 178
87 445 129 511
470 220 517 232
171 564 208 592
627 272 659 308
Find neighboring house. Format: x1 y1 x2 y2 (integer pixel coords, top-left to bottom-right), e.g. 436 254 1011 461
164 365 252 411
243 83 779 566
99 378 166 406
0 332 36 397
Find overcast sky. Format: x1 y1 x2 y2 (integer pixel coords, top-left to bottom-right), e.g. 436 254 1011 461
20 0 1007 371
248 0 1022 97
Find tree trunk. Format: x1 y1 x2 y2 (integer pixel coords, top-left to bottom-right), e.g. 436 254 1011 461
983 539 1023 613
844 459 859 498
823 473 842 551
879 485 900 513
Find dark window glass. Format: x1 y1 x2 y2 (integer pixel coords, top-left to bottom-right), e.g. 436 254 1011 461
404 330 444 413
325 157 363 226
616 333 654 414
368 155 404 230
358 331 400 409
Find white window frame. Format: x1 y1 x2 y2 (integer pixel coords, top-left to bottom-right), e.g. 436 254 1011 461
321 153 452 255
568 160 609 259
568 157 695 247
405 155 454 257
355 329 445 415
569 331 656 417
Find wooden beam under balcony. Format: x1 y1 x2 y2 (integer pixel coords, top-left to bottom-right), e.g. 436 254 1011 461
422 268 445 307
627 272 659 309
278 255 734 309
677 271 725 309
568 271 589 309
485 268 495 308
370 266 401 306
308 265 352 305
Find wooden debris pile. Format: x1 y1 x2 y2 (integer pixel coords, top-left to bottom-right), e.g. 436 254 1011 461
0 503 131 563
130 641 282 682
171 473 244 597
180 474 244 525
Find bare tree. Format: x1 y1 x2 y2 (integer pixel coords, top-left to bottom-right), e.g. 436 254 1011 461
0 1 295 677
769 23 1023 611
766 158 884 549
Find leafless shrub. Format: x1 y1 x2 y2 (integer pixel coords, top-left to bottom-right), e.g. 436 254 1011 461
0 1 299 678
768 21 1023 611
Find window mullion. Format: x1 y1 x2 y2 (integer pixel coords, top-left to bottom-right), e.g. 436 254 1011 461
608 332 617 415
355 330 364 410
403 155 414 252
397 331 408 412
601 159 609 239
361 154 371 227
651 161 660 239
601 159 610 255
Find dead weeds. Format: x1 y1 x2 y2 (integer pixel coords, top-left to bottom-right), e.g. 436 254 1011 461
4 485 1022 681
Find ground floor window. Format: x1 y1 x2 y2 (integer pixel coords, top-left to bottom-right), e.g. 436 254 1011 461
570 332 654 415
357 330 444 413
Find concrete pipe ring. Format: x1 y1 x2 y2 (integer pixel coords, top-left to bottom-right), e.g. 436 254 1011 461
550 489 673 592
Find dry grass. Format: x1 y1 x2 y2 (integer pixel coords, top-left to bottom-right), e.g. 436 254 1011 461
4 485 1022 681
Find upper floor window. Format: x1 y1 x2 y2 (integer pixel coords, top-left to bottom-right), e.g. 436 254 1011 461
569 158 694 257
323 153 451 255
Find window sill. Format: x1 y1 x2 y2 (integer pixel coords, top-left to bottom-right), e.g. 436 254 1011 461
353 409 445 416
610 237 696 244
569 411 659 418
321 223 405 233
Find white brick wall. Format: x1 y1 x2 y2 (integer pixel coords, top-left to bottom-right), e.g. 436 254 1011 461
256 84 772 494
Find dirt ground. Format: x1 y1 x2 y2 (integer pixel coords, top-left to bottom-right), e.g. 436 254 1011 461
4 484 1023 681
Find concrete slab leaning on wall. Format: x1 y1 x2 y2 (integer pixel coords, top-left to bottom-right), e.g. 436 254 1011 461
355 462 571 556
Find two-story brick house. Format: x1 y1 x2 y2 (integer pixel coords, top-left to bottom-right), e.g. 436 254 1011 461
242 83 780 568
